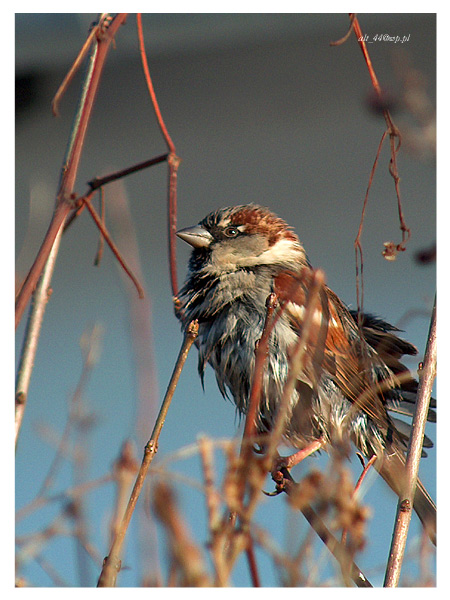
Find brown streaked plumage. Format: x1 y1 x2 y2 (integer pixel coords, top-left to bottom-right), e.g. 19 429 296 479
176 204 436 544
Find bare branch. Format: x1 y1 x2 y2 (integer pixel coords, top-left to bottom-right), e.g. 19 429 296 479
384 299 437 587
97 321 198 587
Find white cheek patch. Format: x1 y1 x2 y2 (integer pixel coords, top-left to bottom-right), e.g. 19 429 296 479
237 238 305 267
202 235 305 275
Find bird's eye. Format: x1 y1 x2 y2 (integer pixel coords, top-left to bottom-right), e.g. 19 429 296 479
223 226 240 238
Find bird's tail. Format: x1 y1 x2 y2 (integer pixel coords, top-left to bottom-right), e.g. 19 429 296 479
375 447 436 545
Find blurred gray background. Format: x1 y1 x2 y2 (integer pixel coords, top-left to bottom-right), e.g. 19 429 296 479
15 13 436 587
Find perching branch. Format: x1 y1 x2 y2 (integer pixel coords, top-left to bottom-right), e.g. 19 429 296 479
97 321 198 587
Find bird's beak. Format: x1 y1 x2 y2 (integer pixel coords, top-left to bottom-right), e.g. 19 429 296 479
176 224 213 249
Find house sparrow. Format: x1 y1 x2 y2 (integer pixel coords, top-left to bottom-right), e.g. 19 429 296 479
176 204 436 543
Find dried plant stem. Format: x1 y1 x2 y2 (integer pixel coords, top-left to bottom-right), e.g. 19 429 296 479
136 13 175 153
354 130 388 315
15 16 127 447
97 321 198 587
350 15 410 253
16 474 113 523
88 153 169 191
109 442 139 547
62 154 170 233
384 299 437 587
198 437 229 586
136 13 180 297
153 481 210 586
240 269 371 587
15 201 72 330
333 13 413 313
167 153 181 297
241 293 278 456
283 478 372 588
82 195 145 298
15 225 63 448
15 15 130 448
226 271 333 585
51 13 111 117
15 14 127 331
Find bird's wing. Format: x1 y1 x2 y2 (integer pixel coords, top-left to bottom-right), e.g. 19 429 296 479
273 269 394 435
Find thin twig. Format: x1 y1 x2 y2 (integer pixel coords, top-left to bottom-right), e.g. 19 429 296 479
51 13 111 116
198 436 228 586
136 13 175 153
241 292 278 456
282 475 372 587
32 324 103 510
93 187 105 265
384 299 437 587
109 441 139 547
136 13 180 297
333 14 412 315
167 153 181 297
63 153 170 233
16 474 113 523
97 321 198 587
15 201 73 330
354 130 388 316
152 481 211 586
349 15 410 258
15 13 128 331
329 13 356 46
15 224 64 447
223 270 334 586
15 15 127 450
245 542 261 587
82 195 145 298
88 153 169 191
107 184 162 582
226 292 280 586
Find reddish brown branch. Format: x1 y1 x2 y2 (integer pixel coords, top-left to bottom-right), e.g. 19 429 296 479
349 15 411 259
94 187 106 266
330 13 356 46
245 541 261 587
354 130 388 315
15 200 73 329
331 14 414 321
97 321 198 587
51 14 113 117
136 13 180 297
82 195 145 299
64 153 170 233
15 13 128 330
350 15 383 99
167 154 181 297
152 481 210 586
88 153 169 191
384 300 437 586
241 292 278 452
136 13 175 154
58 14 128 203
